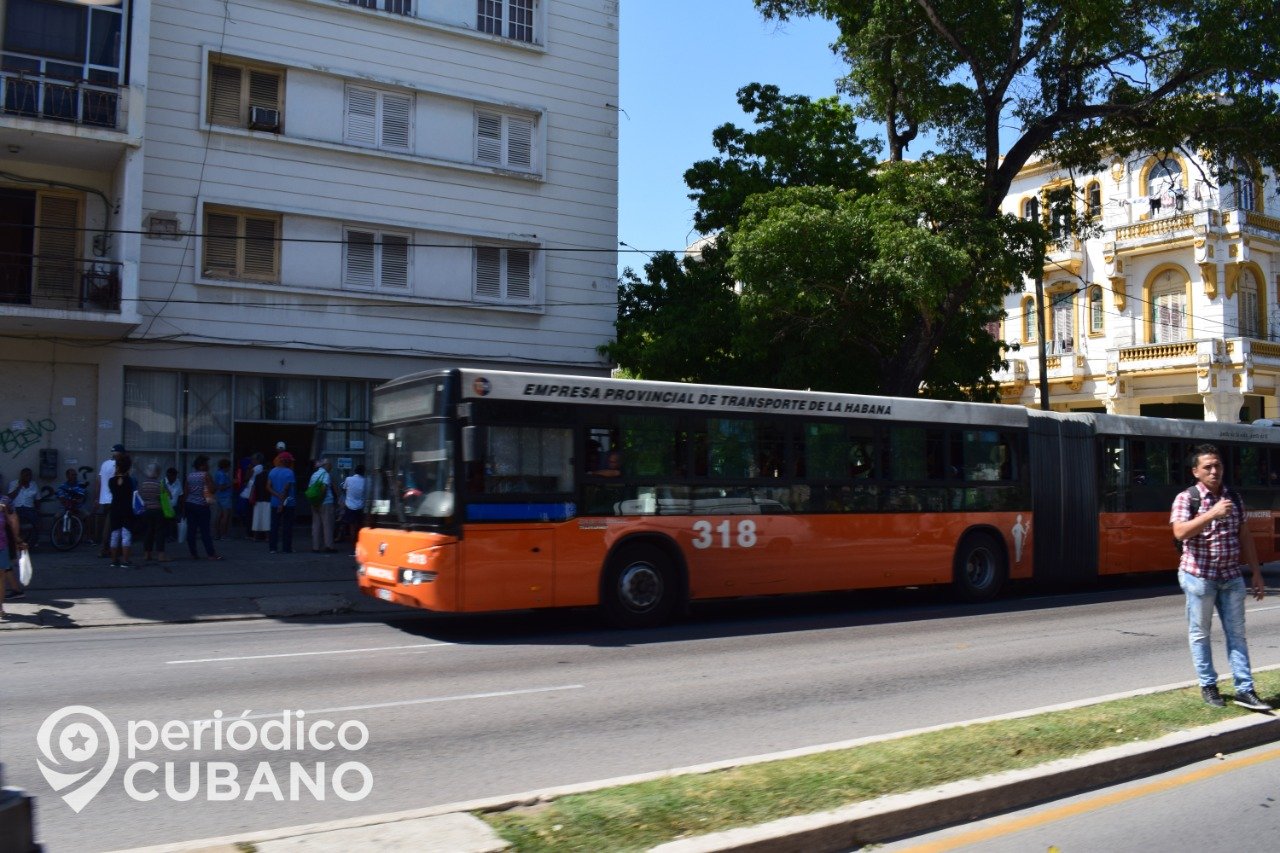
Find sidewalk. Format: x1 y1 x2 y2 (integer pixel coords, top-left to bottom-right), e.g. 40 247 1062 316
0 525 400 630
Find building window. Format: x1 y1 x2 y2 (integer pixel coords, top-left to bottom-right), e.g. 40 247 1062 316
475 110 534 170
1 0 124 127
347 0 413 14
1150 269 1188 343
1047 187 1072 241
344 85 411 152
477 1 535 43
1088 286 1104 335
1227 159 1260 212
208 58 283 131
1238 268 1260 338
1021 196 1039 222
475 246 533 302
345 229 410 291
1049 289 1074 353
202 206 280 282
1144 156 1182 215
1021 296 1037 343
1086 181 1102 219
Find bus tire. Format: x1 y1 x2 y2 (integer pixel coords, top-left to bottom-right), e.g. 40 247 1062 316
601 542 678 628
953 532 1006 603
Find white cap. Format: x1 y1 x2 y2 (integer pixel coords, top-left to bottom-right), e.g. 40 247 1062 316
276 441 286 450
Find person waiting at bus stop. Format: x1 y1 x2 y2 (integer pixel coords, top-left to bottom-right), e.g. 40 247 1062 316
268 451 297 554
1171 443 1271 710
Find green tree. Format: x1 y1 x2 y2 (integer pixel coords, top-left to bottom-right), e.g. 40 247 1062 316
605 84 1034 398
757 0 1280 209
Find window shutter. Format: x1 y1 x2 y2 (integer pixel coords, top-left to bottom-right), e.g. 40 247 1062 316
242 216 278 279
476 112 502 164
247 69 280 112
475 247 502 297
208 63 242 126
34 194 80 298
345 86 378 147
506 117 533 168
203 212 239 275
506 249 531 299
381 93 412 150
381 234 410 288
345 230 376 288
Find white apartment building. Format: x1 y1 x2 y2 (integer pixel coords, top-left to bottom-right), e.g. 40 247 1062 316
0 0 618 492
994 150 1280 424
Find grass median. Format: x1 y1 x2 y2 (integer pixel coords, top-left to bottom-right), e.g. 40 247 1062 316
480 672 1279 852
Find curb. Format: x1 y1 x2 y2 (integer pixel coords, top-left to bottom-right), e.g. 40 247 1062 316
651 713 1280 853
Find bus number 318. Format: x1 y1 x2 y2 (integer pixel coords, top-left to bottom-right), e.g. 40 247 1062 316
691 519 758 549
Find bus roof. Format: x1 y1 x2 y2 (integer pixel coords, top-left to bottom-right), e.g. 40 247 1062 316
454 368 1029 428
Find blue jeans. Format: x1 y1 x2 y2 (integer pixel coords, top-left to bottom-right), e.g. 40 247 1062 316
269 504 295 553
1178 571 1253 692
185 503 216 557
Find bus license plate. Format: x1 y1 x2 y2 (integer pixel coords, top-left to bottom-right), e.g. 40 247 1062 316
376 588 393 601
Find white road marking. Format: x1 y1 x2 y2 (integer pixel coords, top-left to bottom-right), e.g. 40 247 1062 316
189 684 586 723
167 642 453 664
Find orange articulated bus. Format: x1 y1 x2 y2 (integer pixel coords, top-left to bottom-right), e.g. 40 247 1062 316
355 368 1280 627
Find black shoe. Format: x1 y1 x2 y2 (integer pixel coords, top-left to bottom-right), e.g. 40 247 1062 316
1202 685 1226 707
6 590 25 600
119 561 136 569
1233 689 1272 711
110 560 121 569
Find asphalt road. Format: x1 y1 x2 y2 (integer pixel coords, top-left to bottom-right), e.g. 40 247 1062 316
4 576 1279 851
874 741 1280 853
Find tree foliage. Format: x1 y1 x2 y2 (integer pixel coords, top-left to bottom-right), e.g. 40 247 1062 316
608 1 1280 398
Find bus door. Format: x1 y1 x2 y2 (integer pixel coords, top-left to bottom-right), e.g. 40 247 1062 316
1098 437 1131 574
459 522 556 611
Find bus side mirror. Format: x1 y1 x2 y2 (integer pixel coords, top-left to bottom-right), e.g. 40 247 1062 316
462 426 478 463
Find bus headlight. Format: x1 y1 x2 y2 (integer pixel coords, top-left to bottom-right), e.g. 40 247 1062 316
400 569 437 585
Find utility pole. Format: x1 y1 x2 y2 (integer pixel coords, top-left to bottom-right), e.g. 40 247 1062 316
1033 251 1050 411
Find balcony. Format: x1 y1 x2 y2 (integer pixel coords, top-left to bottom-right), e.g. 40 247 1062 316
0 255 124 319
1 66 120 129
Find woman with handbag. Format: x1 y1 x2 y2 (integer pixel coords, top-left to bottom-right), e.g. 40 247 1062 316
108 454 137 568
0 494 29 622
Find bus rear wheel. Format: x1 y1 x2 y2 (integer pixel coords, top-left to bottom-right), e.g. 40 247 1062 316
602 543 678 629
953 532 1006 603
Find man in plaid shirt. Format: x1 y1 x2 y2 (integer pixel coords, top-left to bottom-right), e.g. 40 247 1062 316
1171 443 1270 710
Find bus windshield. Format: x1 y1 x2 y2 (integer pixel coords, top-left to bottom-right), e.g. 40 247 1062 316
369 421 455 528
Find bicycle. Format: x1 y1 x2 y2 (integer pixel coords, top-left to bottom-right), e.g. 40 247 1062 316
50 492 86 551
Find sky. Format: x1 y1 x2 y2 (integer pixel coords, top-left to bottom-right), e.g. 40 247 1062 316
616 2 846 275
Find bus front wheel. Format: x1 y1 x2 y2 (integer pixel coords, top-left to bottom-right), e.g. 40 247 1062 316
953 532 1006 603
602 543 678 628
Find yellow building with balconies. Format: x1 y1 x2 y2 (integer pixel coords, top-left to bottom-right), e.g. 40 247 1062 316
995 152 1280 423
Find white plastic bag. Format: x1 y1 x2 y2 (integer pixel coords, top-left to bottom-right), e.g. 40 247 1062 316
18 549 33 587
177 518 188 543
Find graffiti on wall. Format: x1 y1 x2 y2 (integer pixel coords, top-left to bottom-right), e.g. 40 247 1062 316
2 417 57 458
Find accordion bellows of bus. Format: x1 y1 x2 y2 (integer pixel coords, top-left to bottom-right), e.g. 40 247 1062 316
353 368 1280 627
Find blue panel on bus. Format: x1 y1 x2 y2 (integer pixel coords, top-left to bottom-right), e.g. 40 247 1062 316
466 502 577 522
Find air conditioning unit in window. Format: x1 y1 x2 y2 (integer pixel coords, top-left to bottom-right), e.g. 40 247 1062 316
249 106 280 131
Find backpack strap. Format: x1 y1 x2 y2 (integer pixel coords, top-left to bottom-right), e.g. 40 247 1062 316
1184 485 1201 518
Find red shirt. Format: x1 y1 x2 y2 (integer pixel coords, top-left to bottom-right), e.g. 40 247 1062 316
1171 483 1244 581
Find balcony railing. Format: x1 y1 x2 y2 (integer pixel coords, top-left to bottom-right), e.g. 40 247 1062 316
0 257 121 312
1 66 121 129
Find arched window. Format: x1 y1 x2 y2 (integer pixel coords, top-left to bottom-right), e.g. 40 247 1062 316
1086 181 1102 219
1088 286 1104 334
1022 196 1040 222
1047 187 1072 240
1049 288 1074 353
1021 296 1037 342
1238 268 1260 338
1150 269 1188 343
1145 157 1182 196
